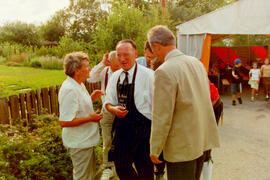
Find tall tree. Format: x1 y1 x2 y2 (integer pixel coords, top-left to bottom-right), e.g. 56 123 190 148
67 0 107 42
40 10 69 42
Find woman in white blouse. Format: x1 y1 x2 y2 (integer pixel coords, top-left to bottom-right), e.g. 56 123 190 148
58 51 103 180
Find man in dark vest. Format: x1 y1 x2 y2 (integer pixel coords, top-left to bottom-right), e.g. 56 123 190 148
104 39 154 180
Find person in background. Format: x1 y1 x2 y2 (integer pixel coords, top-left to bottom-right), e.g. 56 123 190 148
88 51 121 102
105 39 154 180
136 41 156 68
248 62 261 102
58 52 103 180
231 59 243 106
147 25 219 180
198 80 223 180
142 40 165 180
261 58 270 101
87 51 121 180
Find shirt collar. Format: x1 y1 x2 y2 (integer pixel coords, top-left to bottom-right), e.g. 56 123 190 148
120 63 136 76
165 49 179 61
67 76 83 89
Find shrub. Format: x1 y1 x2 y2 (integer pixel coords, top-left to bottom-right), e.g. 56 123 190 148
5 61 23 67
0 112 104 179
39 56 63 70
10 53 27 64
30 57 42 68
0 56 7 64
0 114 72 179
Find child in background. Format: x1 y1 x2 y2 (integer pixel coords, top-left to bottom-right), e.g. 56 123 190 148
231 59 243 105
248 62 261 101
261 58 270 101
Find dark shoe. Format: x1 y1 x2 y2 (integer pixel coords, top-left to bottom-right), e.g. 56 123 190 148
237 97 242 104
232 100 236 106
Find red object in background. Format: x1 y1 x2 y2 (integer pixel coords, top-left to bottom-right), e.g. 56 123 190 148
212 47 243 67
251 47 268 61
209 80 219 103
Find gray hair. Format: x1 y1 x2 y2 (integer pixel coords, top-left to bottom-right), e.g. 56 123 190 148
63 51 89 77
147 25 176 46
108 51 117 62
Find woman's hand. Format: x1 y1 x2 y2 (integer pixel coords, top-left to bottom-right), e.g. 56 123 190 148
89 110 103 122
91 90 104 102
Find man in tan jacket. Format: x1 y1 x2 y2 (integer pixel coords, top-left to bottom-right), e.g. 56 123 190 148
147 25 220 180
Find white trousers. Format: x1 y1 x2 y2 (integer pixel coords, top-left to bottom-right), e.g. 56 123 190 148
100 109 115 167
67 147 96 180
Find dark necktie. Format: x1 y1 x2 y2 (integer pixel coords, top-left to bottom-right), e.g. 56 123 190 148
123 71 129 86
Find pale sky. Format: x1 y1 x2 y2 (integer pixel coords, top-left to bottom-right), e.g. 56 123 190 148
0 0 70 26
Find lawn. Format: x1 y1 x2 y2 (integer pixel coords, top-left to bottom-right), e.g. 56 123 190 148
0 65 66 98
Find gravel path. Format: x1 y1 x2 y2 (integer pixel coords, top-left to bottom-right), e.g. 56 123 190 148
212 94 270 180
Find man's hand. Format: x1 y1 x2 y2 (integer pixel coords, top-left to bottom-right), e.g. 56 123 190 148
111 106 128 118
233 75 239 79
150 154 163 164
91 90 104 102
102 53 110 66
89 110 103 122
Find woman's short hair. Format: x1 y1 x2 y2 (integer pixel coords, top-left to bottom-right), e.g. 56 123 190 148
147 25 176 46
63 51 89 77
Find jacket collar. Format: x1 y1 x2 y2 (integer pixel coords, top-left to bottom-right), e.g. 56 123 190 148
165 49 184 62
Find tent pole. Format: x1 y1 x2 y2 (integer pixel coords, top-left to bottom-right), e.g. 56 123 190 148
248 35 250 64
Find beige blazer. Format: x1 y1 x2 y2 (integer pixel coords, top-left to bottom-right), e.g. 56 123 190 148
150 49 220 162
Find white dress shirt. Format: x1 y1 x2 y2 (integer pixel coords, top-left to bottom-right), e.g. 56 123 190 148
58 76 100 148
87 62 113 102
104 63 154 120
136 57 149 68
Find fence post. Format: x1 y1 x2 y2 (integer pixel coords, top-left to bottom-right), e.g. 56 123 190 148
0 98 9 124
9 95 20 122
26 92 32 121
30 90 37 115
49 86 58 115
19 93 26 119
41 88 50 113
36 89 42 115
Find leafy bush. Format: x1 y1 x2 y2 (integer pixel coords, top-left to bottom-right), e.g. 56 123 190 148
10 53 27 64
5 61 23 67
0 113 103 179
30 57 42 68
0 114 72 179
39 56 63 70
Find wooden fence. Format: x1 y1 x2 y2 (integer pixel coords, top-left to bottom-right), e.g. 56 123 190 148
0 82 101 124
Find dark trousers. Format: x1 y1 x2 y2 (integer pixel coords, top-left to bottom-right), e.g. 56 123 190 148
166 153 206 180
114 140 154 180
155 152 165 176
166 158 197 180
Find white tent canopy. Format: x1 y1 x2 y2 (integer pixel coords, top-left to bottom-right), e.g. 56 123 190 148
176 0 270 60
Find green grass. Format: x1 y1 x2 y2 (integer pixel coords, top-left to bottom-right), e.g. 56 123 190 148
0 65 66 98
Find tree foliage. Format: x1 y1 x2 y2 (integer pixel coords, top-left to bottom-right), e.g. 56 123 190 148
40 10 69 42
0 22 41 46
67 0 107 42
92 1 172 57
